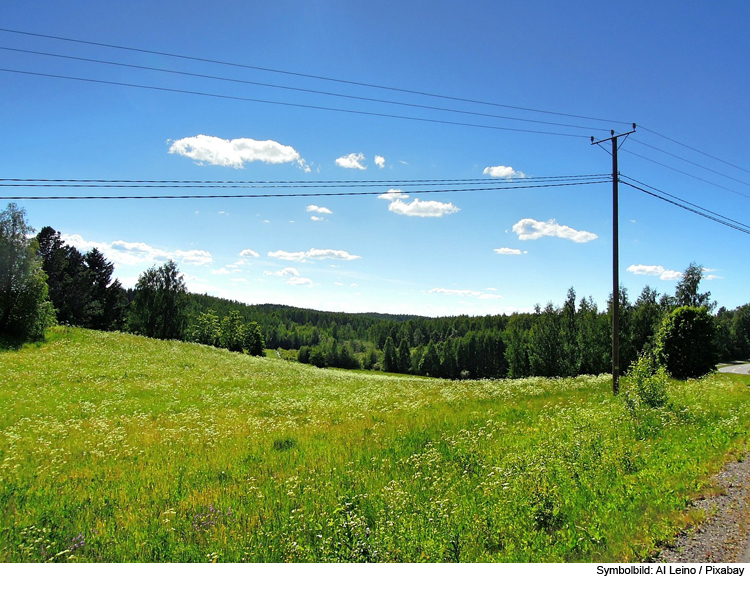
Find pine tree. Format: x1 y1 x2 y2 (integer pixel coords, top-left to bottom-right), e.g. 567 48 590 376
382 336 398 372
397 338 411 374
419 341 441 377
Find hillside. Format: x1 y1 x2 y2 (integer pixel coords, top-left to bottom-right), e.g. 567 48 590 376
1 327 750 562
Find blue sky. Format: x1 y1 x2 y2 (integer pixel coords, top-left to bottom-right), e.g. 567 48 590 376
2 0 748 316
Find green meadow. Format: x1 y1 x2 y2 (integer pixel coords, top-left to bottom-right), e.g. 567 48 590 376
1 327 749 562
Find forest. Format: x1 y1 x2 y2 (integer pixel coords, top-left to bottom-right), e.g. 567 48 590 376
2 204 749 381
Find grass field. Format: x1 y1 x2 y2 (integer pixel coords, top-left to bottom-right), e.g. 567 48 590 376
1 327 749 562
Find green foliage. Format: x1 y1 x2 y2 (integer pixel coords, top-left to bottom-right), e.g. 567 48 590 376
243 321 266 357
337 341 360 370
129 260 188 340
190 310 221 347
0 204 55 341
576 297 610 375
529 303 565 377
309 346 327 368
183 280 747 381
731 305 750 358
220 311 246 352
675 262 715 311
630 286 663 358
655 306 717 380
382 336 397 373
419 341 440 377
504 314 531 378
397 339 411 374
625 354 669 409
2 328 750 562
297 345 311 364
36 228 127 331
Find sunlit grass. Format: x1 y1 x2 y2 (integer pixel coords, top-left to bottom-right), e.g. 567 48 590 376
1 326 749 562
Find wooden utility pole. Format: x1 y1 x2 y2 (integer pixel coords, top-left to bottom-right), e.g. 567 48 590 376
592 125 636 395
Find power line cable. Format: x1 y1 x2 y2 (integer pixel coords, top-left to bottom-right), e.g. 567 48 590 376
630 138 750 188
621 148 750 200
640 125 750 176
0 46 610 133
0 179 611 200
620 178 750 235
0 174 609 189
621 175 750 231
0 27 632 127
0 67 591 138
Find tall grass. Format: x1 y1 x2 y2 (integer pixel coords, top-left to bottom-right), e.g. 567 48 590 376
1 327 748 562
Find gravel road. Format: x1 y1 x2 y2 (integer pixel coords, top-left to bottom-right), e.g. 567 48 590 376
654 366 750 562
655 452 750 563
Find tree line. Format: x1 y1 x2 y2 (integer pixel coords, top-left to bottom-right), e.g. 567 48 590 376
2 203 748 381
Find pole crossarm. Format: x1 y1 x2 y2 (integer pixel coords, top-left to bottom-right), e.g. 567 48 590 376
590 125 637 146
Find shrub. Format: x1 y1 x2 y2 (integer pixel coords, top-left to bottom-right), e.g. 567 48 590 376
625 354 669 409
655 306 716 380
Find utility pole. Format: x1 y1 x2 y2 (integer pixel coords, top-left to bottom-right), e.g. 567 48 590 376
592 124 636 395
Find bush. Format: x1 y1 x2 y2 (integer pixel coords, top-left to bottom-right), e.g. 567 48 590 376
655 306 716 380
625 354 669 409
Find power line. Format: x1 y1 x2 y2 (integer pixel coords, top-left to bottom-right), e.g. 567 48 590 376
0 27 632 127
0 67 591 139
621 148 750 200
0 179 611 200
620 177 750 235
621 175 750 231
640 125 750 176
630 138 750 188
0 174 609 189
0 46 610 133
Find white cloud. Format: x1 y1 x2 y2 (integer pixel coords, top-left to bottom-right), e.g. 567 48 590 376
335 152 367 170
429 288 502 300
62 234 213 267
374 155 386 169
175 249 213 266
263 267 300 277
512 219 597 243
483 165 526 179
494 247 526 255
267 248 361 262
211 268 231 275
310 216 324 222
307 205 333 214
389 198 460 218
168 134 309 171
378 189 407 201
239 249 260 258
626 264 683 281
660 270 683 281
263 267 312 287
